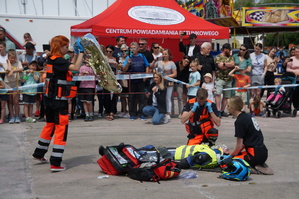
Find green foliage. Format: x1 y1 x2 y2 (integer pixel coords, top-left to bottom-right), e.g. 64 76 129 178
234 0 299 9
234 0 256 10
175 0 183 5
264 33 299 48
175 0 196 7
258 0 299 5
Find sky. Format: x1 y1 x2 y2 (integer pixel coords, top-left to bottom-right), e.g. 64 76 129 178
0 0 117 17
0 0 263 17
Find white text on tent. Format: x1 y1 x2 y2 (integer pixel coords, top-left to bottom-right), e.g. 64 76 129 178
106 28 219 36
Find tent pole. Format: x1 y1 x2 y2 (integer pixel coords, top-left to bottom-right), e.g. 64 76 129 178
245 28 254 48
262 33 265 49
233 28 237 49
277 32 279 48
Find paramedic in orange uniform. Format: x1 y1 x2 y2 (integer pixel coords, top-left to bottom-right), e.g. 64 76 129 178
32 35 84 171
181 88 221 146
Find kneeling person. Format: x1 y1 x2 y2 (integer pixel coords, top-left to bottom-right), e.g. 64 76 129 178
181 88 221 146
219 96 273 175
142 72 167 125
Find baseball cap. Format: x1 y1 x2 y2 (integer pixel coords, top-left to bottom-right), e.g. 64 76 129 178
222 43 231 50
64 54 71 60
189 33 197 39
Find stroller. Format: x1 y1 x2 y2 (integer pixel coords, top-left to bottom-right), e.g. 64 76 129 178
265 75 297 118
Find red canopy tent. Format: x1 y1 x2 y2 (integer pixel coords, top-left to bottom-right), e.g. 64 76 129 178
71 0 230 60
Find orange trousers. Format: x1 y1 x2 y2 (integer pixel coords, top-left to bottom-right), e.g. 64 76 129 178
32 99 69 166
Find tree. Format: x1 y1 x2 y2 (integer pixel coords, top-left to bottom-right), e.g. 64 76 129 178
234 0 299 10
264 33 299 48
258 0 299 5
175 0 197 7
234 0 256 10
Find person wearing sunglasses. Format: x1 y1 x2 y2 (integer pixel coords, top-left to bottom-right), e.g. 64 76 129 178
138 38 154 64
233 44 252 74
232 44 252 106
150 43 163 82
151 42 162 60
250 43 267 99
118 44 130 68
117 44 130 118
104 45 119 121
0 27 16 52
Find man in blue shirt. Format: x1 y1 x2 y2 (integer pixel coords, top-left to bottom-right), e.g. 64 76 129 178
123 42 149 120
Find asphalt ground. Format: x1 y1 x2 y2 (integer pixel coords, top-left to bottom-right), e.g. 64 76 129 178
1 108 299 199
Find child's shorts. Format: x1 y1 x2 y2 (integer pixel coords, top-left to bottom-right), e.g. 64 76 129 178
236 91 248 103
215 79 232 98
23 94 36 104
0 94 8 101
78 88 95 102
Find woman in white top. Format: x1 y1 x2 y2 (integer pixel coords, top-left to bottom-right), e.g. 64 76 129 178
150 43 162 78
263 47 278 97
0 42 7 76
250 43 267 98
151 49 177 120
151 43 162 60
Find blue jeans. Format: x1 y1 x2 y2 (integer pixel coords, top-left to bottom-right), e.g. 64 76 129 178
142 105 164 125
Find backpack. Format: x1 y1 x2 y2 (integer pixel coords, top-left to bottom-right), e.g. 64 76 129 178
97 143 141 175
137 145 174 163
127 159 181 183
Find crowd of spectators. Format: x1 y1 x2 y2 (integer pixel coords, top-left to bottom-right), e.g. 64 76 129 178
0 27 298 125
